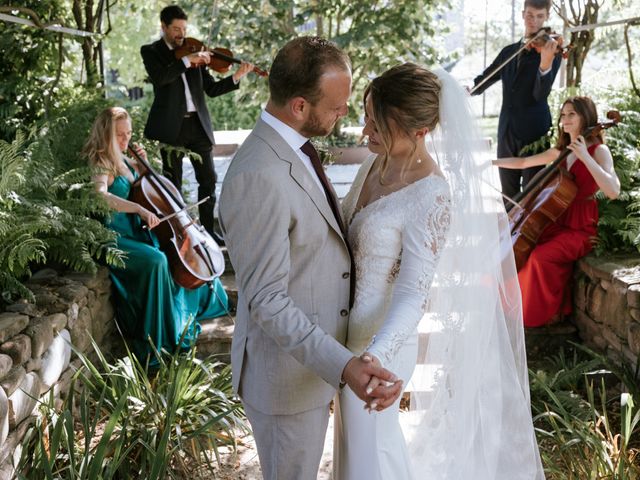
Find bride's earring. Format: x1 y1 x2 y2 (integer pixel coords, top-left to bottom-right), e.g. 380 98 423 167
416 128 429 164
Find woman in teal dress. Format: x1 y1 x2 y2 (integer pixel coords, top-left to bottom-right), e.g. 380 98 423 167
84 107 229 363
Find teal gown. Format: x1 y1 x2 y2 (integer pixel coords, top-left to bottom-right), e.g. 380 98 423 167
106 163 229 363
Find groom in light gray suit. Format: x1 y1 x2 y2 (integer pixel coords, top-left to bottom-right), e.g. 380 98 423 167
219 37 402 479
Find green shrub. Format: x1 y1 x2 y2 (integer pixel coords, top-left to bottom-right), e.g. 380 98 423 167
17 340 246 479
595 90 640 255
530 345 640 479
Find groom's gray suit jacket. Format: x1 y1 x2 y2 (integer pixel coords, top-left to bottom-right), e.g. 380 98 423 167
219 118 353 415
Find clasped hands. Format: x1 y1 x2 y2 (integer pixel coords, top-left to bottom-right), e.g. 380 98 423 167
341 353 403 412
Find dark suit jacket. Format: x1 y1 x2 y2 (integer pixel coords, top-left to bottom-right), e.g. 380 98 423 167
472 41 561 150
141 38 239 146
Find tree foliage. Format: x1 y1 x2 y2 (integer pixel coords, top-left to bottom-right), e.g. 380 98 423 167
0 2 71 140
108 0 452 126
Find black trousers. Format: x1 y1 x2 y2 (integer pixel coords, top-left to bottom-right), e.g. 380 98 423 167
497 128 545 203
161 115 217 236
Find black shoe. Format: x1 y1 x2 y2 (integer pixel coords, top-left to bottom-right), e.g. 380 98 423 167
211 231 225 246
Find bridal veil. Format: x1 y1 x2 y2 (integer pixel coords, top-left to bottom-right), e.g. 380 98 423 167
403 68 545 479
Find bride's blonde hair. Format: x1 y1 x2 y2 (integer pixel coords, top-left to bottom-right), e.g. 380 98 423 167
364 63 441 183
83 106 130 175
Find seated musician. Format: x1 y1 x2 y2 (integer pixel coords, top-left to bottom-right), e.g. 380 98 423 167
493 96 620 327
83 106 229 363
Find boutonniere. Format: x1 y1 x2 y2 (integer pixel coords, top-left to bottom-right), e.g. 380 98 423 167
316 145 337 167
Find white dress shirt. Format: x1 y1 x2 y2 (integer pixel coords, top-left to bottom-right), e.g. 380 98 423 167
164 37 197 113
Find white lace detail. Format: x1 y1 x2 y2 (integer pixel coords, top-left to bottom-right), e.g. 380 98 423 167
343 172 451 366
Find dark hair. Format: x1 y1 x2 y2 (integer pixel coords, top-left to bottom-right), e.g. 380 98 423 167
268 36 350 106
160 5 187 25
523 0 551 11
555 96 603 149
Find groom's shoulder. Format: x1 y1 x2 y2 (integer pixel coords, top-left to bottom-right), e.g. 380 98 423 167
224 131 286 182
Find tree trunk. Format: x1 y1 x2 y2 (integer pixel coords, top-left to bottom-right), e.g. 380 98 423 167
72 0 103 87
558 0 600 88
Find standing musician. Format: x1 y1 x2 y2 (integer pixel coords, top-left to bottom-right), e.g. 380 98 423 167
84 106 229 364
493 96 620 327
141 5 254 245
471 0 562 201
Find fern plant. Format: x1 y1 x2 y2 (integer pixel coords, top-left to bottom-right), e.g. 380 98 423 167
0 121 124 304
594 94 640 254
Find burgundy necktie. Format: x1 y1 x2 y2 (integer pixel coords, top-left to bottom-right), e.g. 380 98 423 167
301 140 355 307
300 141 345 234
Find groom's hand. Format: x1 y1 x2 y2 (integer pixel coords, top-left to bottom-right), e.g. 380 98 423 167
341 356 402 406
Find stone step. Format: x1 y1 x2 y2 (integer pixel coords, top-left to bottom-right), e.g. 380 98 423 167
220 271 237 309
196 315 234 361
196 272 237 361
524 320 579 363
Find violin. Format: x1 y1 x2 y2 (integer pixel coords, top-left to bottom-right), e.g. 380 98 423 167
508 111 622 271
524 27 572 58
174 37 268 77
469 27 572 95
126 145 225 289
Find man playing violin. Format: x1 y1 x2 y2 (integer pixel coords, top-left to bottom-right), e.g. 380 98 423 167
471 0 562 202
141 5 253 245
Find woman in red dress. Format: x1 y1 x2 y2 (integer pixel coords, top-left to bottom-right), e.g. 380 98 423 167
494 96 620 327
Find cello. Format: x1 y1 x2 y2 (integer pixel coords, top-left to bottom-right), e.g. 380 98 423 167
508 110 622 271
126 145 225 289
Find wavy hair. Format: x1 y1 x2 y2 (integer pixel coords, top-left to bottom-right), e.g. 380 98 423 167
83 106 130 175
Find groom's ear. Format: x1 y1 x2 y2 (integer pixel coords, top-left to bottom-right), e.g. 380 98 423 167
289 97 307 121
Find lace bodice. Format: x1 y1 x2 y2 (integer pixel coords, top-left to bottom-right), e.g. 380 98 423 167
342 156 451 366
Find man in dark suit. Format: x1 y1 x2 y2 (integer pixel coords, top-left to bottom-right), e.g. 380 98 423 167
471 0 562 201
141 5 253 243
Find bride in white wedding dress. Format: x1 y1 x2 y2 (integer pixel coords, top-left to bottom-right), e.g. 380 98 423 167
333 64 545 480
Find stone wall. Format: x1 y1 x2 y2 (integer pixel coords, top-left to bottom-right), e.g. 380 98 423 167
0 267 115 478
573 255 640 369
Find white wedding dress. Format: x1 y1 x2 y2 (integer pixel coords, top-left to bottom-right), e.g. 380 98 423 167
333 68 545 480
334 155 451 480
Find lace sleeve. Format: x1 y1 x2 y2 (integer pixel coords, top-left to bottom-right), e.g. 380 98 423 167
366 190 451 367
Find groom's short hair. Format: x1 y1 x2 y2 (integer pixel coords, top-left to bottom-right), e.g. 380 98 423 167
268 36 351 106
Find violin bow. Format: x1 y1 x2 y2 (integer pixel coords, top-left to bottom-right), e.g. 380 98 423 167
142 196 211 230
469 28 550 96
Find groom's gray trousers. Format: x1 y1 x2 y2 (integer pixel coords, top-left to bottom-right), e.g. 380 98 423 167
244 400 331 480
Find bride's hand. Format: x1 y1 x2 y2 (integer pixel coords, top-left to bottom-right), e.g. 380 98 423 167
361 352 381 395
361 353 403 412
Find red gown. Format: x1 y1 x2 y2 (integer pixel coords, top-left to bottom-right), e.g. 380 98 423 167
519 143 600 327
